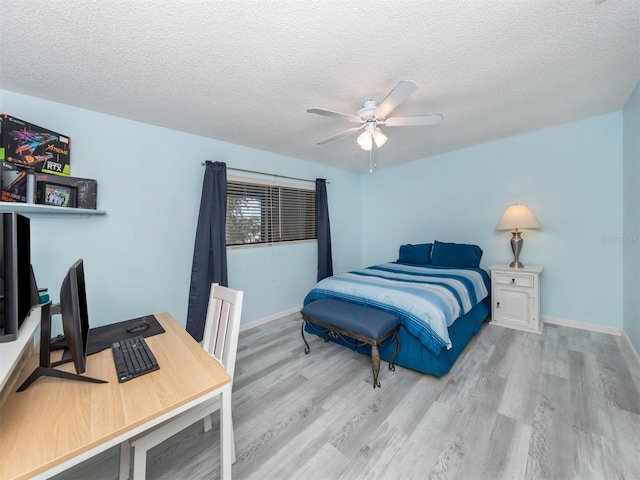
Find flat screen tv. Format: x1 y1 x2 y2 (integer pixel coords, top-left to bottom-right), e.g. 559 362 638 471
0 212 34 342
17 259 107 391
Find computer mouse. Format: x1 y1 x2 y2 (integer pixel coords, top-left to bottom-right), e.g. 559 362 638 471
126 318 150 333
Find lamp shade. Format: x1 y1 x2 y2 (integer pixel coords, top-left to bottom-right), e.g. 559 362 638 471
496 204 541 231
356 131 373 150
373 128 388 147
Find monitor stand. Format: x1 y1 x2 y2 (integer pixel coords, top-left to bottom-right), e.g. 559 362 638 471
16 301 108 392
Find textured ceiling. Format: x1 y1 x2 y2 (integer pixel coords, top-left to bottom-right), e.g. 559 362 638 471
1 1 638 172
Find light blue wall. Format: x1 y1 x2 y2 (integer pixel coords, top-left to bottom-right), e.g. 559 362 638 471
623 82 640 352
2 88 632 333
361 113 624 328
0 90 363 329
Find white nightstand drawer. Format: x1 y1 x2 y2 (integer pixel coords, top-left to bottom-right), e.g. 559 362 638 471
494 272 534 288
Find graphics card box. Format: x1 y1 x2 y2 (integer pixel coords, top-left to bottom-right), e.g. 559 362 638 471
1 161 28 203
35 173 97 209
0 114 71 176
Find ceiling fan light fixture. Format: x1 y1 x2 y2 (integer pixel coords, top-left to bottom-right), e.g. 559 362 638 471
373 128 388 148
357 130 373 150
308 81 442 164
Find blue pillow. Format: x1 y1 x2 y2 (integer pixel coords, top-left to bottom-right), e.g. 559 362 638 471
398 243 432 265
430 241 483 268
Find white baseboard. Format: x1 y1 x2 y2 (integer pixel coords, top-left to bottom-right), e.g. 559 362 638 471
541 315 622 336
240 305 302 332
542 315 640 366
621 329 640 367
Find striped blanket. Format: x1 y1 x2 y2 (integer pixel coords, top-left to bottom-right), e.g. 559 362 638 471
303 263 490 356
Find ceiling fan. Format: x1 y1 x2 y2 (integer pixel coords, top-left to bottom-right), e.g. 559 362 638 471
307 80 443 161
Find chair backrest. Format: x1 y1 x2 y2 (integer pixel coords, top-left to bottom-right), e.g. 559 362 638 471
201 284 244 379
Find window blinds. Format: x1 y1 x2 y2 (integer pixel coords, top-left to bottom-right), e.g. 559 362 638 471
226 178 317 246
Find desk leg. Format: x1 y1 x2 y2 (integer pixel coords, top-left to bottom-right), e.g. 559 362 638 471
220 385 232 480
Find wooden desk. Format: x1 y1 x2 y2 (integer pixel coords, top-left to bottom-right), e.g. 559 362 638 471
0 313 233 480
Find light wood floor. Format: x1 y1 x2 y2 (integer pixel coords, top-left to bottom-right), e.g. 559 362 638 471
56 314 640 480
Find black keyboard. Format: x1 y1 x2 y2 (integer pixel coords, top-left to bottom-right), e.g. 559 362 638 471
111 335 160 383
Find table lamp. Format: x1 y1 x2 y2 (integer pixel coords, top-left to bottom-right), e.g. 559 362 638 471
496 204 541 268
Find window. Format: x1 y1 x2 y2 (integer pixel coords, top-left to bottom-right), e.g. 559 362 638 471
226 177 316 246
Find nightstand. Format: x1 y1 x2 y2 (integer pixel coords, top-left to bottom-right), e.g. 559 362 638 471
489 264 542 334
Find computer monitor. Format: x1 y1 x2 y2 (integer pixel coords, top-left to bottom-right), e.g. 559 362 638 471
0 212 35 343
59 259 90 374
17 259 107 391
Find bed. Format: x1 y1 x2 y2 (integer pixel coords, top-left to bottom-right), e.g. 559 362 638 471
302 241 491 376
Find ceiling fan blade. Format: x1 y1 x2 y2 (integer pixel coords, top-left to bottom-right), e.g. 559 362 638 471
307 108 363 123
316 125 364 145
373 80 418 119
384 114 443 127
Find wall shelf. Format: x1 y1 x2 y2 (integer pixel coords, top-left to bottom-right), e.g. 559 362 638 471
0 202 106 216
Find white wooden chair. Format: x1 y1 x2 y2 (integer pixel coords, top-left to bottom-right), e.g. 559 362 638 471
119 284 244 480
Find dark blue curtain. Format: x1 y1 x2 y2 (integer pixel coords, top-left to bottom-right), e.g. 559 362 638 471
316 178 333 281
186 161 228 341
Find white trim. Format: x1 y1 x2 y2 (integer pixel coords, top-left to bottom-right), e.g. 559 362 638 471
541 315 621 336
228 175 314 190
239 305 302 332
227 239 315 250
621 329 640 367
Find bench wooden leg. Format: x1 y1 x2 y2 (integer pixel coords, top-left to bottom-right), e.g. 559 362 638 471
301 321 310 354
371 344 381 388
389 332 400 371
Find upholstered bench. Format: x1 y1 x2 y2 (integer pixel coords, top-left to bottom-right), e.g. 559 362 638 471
300 298 400 388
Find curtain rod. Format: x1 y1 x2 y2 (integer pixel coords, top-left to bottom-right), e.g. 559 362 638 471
200 163 328 184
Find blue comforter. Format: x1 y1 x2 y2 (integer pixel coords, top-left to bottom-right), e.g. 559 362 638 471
303 263 490 356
